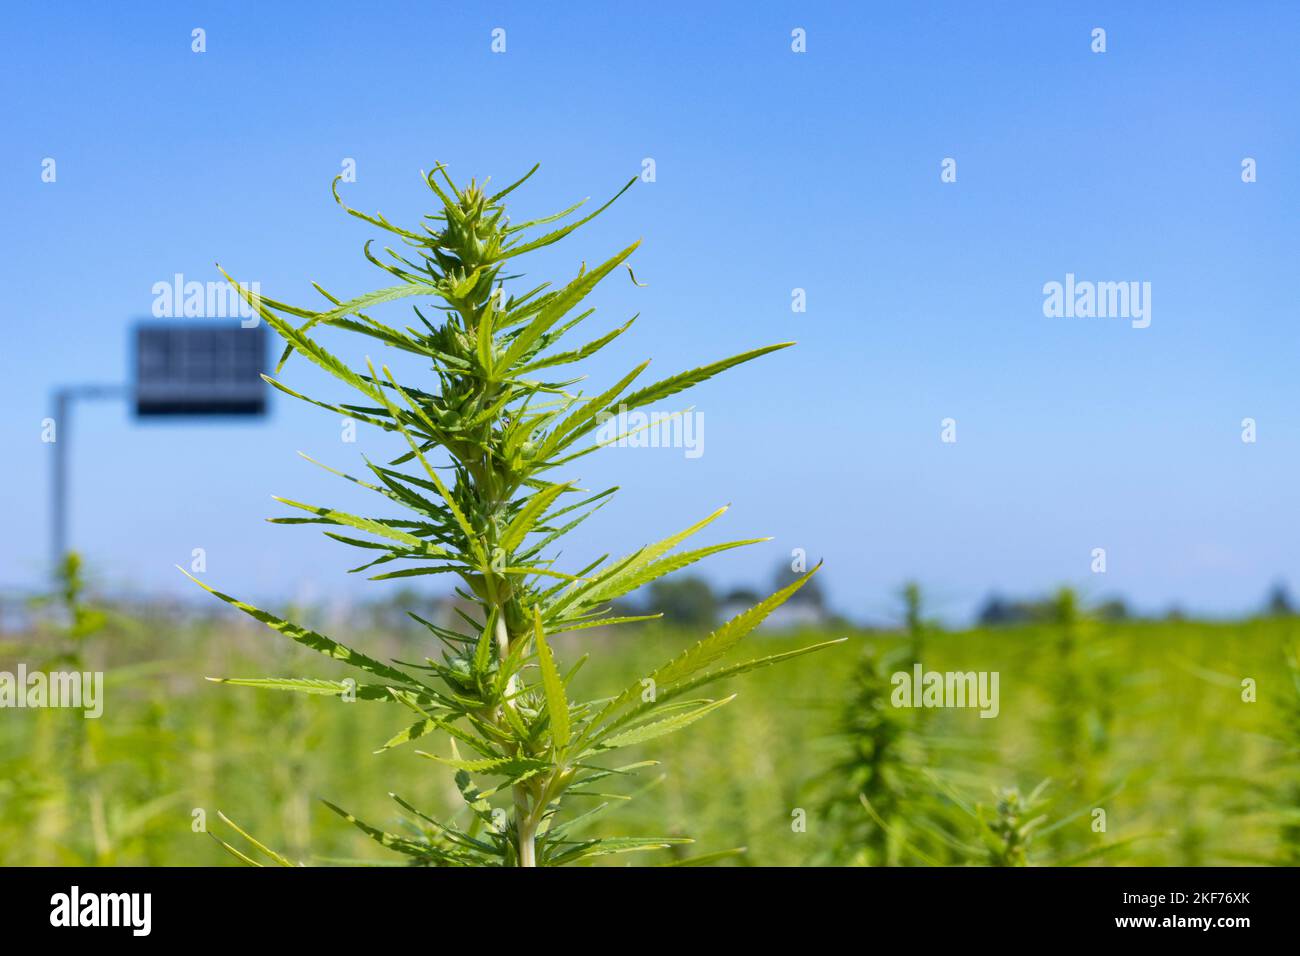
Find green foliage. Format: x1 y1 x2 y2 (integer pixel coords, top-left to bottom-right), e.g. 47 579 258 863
819 587 1160 867
4 609 1295 864
1038 587 1119 851
197 164 840 865
1273 644 1300 863
965 782 1050 866
859 777 1144 867
0 554 182 864
900 581 928 659
816 585 961 865
1214 640 1300 864
818 648 925 865
31 553 108 671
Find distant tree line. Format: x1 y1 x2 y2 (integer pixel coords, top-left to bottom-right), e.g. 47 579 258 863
351 577 1298 634
976 594 1130 627
976 581 1297 628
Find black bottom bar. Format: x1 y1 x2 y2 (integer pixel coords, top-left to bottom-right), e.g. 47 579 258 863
0 866 1289 940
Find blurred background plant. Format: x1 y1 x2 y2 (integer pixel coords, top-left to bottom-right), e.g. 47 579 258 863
1 553 182 864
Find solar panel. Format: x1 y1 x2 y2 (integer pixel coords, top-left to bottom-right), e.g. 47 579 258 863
134 323 268 416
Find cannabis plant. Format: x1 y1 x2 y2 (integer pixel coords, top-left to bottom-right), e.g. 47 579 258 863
817 647 920 865
192 164 839 866
861 778 1141 867
8 554 178 864
1275 643 1300 864
1038 587 1118 858
815 584 959 865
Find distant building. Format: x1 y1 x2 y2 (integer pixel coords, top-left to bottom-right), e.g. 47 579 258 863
715 564 835 631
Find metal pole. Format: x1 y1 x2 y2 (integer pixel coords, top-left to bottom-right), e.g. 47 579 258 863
49 385 128 574
51 389 69 569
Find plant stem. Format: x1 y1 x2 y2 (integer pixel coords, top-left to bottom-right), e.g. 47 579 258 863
495 611 513 693
488 574 536 866
516 801 537 867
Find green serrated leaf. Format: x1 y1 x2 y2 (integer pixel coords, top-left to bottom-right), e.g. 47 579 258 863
534 607 570 751
597 695 734 750
180 569 424 687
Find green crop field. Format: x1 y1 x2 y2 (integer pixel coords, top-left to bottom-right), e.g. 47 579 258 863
3 599 1294 867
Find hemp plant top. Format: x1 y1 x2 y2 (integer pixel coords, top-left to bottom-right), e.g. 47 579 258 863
187 163 842 866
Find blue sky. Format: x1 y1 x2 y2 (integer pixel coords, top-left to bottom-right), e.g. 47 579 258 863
2 1 1297 624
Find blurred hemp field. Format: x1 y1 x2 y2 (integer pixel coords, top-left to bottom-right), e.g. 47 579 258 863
1 569 1295 866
